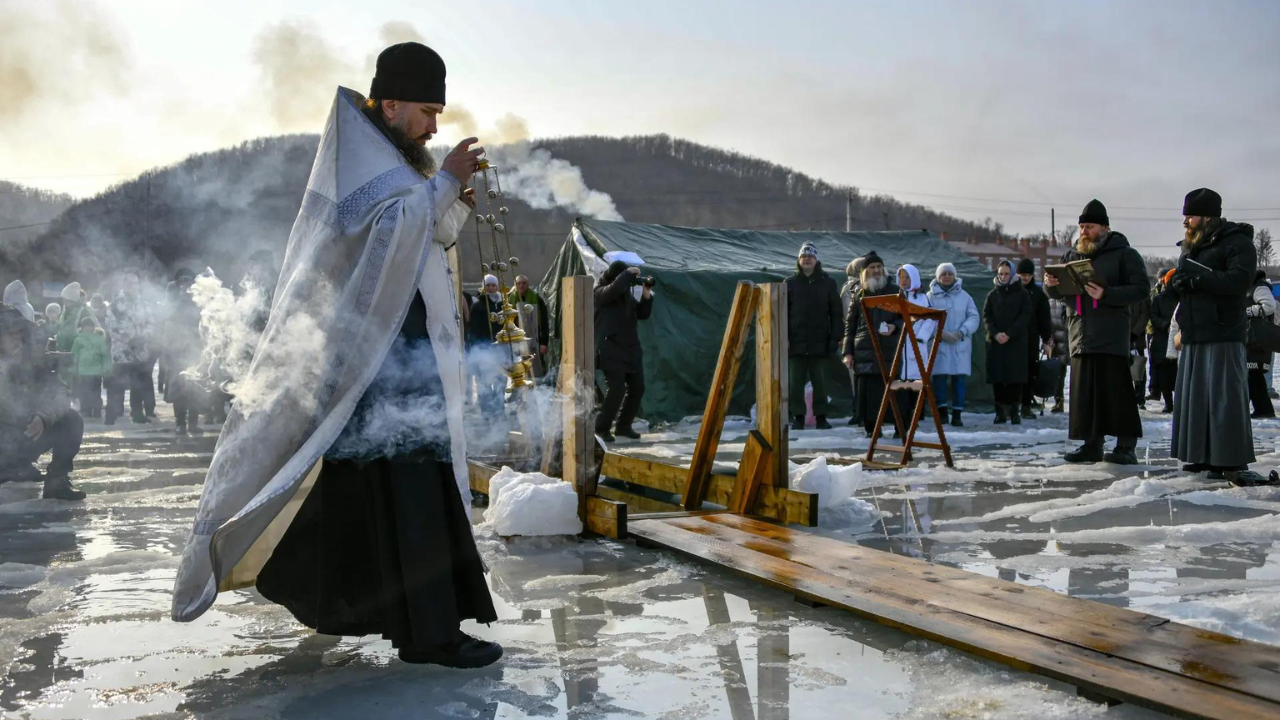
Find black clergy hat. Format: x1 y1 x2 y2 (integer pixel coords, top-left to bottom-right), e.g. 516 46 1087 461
370 42 446 104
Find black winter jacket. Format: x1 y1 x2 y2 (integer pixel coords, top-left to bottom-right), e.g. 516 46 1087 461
785 263 843 357
1022 280 1053 359
1130 295 1151 355
1044 232 1150 357
1174 221 1257 346
984 279 1032 384
840 282 903 376
594 271 653 374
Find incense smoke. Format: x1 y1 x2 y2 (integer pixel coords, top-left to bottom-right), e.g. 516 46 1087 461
490 142 625 222
0 1 128 120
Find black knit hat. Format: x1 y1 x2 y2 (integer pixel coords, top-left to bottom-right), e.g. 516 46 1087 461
602 260 629 284
1078 199 1109 226
1016 257 1036 275
1182 188 1222 218
862 251 884 267
370 42 446 104
173 267 195 283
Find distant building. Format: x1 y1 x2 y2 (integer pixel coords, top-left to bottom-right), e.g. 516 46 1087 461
940 232 1064 277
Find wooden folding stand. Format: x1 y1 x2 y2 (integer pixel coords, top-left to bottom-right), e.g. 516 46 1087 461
862 294 954 468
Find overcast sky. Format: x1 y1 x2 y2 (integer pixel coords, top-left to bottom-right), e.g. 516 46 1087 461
2 0 1277 253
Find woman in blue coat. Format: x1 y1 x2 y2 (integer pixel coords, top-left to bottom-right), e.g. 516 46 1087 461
927 263 980 426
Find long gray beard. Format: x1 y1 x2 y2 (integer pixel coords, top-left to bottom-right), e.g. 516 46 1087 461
863 274 887 293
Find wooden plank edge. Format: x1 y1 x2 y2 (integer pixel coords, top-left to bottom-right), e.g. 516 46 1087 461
467 460 500 495
629 519 1277 720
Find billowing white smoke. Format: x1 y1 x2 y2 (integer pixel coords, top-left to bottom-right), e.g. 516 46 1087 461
188 271 330 418
489 142 625 222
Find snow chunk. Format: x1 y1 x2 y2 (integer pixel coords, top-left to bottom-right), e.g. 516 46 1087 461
788 457 883 530
483 467 582 537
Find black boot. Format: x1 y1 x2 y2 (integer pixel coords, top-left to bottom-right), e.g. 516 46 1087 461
615 426 641 440
994 405 1008 424
950 409 963 427
1020 404 1035 420
398 631 503 668
791 415 805 431
1010 406 1022 425
1226 469 1271 487
814 415 832 430
42 473 86 501
1064 442 1103 464
1104 446 1138 465
1051 398 1065 413
1161 392 1173 414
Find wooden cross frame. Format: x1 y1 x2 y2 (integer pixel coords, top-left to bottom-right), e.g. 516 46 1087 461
862 294 954 468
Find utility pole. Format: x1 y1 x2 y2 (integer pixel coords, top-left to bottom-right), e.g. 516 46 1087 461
846 189 853 232
1050 208 1055 242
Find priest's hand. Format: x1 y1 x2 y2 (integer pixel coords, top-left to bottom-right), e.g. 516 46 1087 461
1085 282 1105 300
843 354 854 369
996 332 1009 344
1043 273 1059 288
442 137 484 185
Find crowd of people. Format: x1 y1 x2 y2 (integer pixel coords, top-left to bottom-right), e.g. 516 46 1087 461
790 190 1276 486
0 255 280 500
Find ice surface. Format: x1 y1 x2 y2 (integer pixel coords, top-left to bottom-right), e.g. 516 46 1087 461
483 466 583 537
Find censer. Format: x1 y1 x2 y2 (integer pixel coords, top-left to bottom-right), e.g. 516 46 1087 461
472 157 535 396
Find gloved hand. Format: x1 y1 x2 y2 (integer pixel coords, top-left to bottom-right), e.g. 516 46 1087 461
941 330 959 343
1247 304 1262 318
1169 272 1197 294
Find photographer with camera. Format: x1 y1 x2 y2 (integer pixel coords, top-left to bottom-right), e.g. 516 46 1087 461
594 260 654 441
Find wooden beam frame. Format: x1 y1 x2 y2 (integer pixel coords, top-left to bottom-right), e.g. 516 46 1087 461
683 281 761 509
600 450 817 526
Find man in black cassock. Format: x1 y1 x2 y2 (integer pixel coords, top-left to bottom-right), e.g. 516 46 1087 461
1044 199 1150 465
252 43 502 667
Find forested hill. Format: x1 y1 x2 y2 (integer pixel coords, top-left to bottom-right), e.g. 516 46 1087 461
4 134 993 290
0 182 75 260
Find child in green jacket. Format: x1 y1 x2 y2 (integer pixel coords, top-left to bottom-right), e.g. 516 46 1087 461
71 316 111 418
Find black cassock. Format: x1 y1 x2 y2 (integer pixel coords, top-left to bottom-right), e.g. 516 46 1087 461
257 292 497 649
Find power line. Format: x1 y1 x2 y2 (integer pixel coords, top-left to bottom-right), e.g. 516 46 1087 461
859 186 1280 213
0 221 54 234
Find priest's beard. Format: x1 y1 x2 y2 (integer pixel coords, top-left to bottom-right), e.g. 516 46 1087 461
362 104 437 177
1184 218 1222 248
861 270 887 293
1077 234 1102 255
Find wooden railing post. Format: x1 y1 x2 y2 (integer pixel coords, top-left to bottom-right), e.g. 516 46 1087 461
559 276 596 522
755 282 788 488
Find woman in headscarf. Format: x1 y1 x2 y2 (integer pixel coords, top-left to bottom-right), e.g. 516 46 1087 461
983 260 1032 424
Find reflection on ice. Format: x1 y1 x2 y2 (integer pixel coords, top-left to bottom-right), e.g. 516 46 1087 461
5 403 1273 717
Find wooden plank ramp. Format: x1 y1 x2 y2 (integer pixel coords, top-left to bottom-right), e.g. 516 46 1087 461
629 513 1280 720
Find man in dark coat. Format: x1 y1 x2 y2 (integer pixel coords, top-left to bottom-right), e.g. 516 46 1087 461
786 242 843 431
0 304 86 499
1016 257 1053 418
1169 188 1268 485
1044 200 1150 465
1148 269 1178 413
594 260 654 441
986 261 1033 424
842 252 903 437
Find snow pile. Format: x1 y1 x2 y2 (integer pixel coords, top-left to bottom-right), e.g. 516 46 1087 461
483 467 582 537
788 457 884 531
1146 589 1280 646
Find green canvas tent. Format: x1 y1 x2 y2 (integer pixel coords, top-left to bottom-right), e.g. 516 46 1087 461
538 218 996 424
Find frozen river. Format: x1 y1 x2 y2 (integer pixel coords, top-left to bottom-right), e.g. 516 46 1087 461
2 402 1277 719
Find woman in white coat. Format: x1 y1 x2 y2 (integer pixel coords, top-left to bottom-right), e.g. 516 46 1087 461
926 263 980 427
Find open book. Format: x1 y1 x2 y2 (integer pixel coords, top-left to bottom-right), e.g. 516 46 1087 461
1044 259 1106 295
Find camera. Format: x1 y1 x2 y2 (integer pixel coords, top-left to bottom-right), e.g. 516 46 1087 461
631 275 657 288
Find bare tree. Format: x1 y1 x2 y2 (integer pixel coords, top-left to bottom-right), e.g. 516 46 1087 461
1256 227 1274 269
1055 224 1078 246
